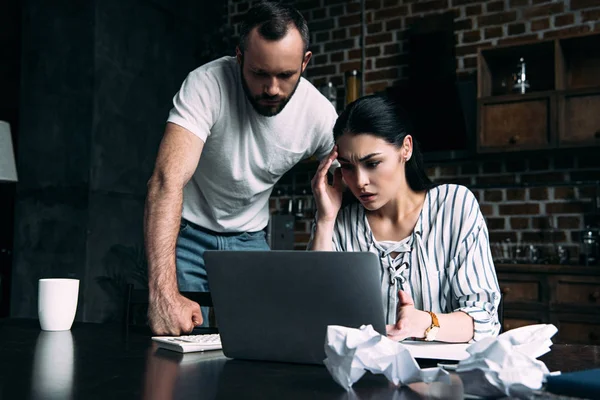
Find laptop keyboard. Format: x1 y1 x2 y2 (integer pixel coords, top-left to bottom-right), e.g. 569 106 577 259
152 334 222 353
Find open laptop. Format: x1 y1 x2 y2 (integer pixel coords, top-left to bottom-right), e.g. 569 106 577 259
203 250 386 365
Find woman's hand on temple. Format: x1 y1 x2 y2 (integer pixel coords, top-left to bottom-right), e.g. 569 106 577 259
310 146 344 223
386 290 432 341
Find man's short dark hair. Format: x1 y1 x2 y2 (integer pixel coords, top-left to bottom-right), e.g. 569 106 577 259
238 1 310 54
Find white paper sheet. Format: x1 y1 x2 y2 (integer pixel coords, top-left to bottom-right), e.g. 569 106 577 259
400 340 470 361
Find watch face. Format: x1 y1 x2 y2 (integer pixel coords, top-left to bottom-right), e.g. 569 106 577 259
426 326 440 341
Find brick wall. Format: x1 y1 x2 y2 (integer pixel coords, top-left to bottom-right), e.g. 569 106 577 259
228 0 600 262
228 0 600 93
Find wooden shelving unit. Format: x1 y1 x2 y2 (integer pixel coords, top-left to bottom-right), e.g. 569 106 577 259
477 32 600 153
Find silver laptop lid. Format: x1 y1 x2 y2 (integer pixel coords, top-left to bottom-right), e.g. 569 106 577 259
204 250 386 365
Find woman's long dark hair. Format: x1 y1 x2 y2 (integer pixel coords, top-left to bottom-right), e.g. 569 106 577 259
333 94 435 200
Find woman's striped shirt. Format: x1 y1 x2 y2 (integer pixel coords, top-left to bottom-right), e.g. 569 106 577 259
308 184 501 342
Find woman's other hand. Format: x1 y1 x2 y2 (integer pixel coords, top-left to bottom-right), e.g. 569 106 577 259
386 290 431 341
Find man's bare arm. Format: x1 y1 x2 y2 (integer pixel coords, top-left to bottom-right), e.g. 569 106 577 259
144 122 204 334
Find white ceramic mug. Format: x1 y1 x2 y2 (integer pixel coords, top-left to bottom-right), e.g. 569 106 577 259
38 278 80 331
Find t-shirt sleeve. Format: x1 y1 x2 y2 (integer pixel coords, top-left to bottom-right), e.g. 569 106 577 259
167 69 221 142
312 102 338 162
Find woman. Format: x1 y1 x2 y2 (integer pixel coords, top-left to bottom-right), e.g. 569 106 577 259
309 95 501 343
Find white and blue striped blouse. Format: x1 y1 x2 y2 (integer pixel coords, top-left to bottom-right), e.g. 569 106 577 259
308 184 501 342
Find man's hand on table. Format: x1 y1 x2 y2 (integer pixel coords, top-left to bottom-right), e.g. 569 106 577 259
148 292 202 335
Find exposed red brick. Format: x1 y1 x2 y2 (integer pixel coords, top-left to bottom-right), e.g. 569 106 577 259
579 187 598 199
529 187 549 200
462 30 482 43
478 11 517 27
509 0 530 7
555 13 575 27
522 231 566 243
582 9 600 22
554 187 576 200
508 22 526 35
510 217 530 229
484 189 504 202
506 189 526 201
305 64 336 77
331 29 346 40
487 0 505 12
571 0 600 10
531 17 550 31
308 19 335 32
324 39 356 52
480 204 495 216
463 56 478 68
312 54 328 65
531 216 552 229
486 217 506 230
384 43 402 55
294 0 321 13
454 0 483 5
349 26 362 36
376 54 408 68
477 175 516 185
366 0 382 10
348 46 381 59
367 22 383 34
366 67 399 81
485 26 503 39
366 32 393 45
499 203 540 215
345 2 361 13
311 8 326 19
557 216 582 229
339 13 361 27
455 43 482 57
411 0 449 14
546 201 594 214
439 165 459 176
374 6 408 20
543 25 591 39
340 61 361 73
521 172 566 184
466 4 483 16
330 52 344 62
523 2 564 18
316 31 331 42
489 232 518 243
386 18 403 31
497 34 539 46
455 18 473 31
329 5 344 17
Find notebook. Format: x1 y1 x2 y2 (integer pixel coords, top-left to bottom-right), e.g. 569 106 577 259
203 250 386 365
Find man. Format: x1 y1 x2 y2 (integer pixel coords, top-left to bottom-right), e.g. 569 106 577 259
145 1 338 335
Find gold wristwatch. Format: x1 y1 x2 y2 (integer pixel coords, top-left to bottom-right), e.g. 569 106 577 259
424 311 440 341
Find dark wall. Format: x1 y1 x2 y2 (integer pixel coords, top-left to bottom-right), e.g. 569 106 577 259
0 0 22 317
11 0 230 322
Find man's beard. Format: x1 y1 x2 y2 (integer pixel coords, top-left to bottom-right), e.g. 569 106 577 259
240 59 301 117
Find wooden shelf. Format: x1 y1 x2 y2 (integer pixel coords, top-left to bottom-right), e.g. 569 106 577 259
476 32 600 153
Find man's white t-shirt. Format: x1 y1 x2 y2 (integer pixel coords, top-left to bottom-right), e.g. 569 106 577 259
167 56 338 233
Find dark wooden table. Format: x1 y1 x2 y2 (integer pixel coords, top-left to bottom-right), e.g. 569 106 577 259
1 319 599 399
